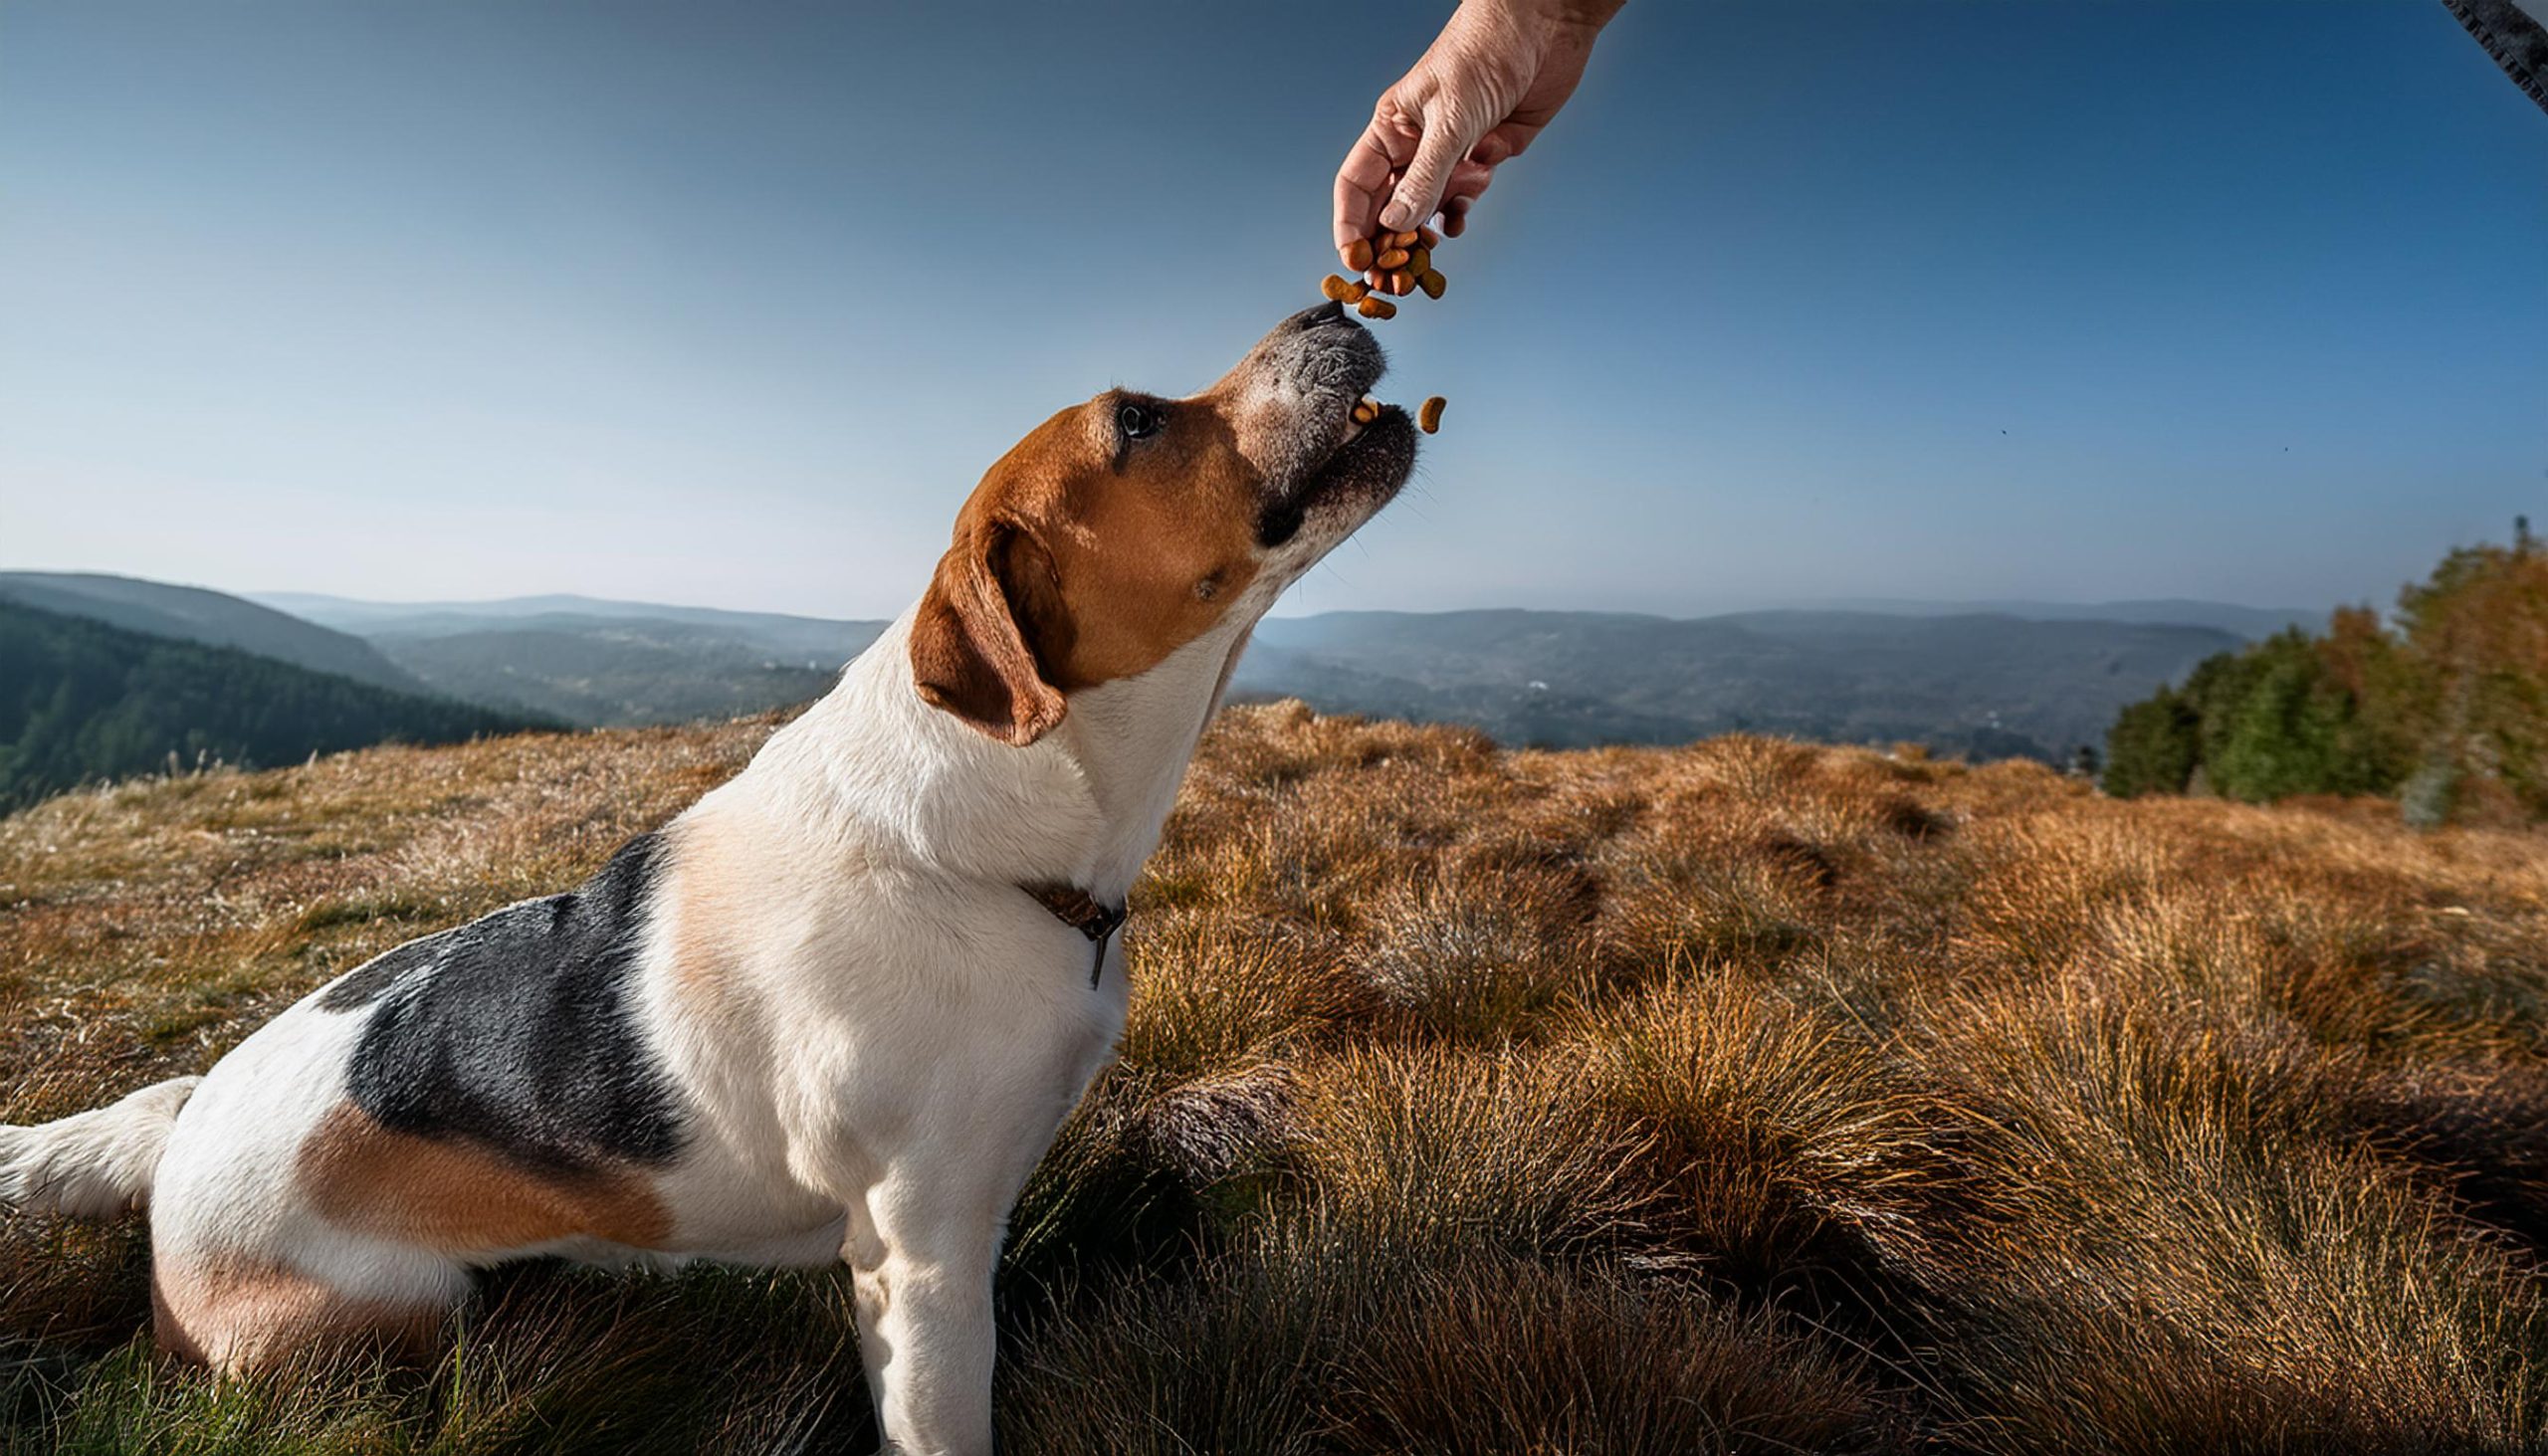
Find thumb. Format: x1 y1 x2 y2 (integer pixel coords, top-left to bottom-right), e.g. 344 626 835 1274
1380 104 1483 234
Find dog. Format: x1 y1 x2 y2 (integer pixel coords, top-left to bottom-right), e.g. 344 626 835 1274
0 303 1415 1455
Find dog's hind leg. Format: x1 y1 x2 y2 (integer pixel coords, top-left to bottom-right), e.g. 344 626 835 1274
149 1237 465 1374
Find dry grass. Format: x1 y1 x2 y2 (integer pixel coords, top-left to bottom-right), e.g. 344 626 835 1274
6 701 2548 1451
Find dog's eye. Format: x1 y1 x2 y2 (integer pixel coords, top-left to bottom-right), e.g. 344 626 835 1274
1117 402 1161 440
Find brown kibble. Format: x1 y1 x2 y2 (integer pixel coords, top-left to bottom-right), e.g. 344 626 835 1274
1321 275 1354 303
1418 396 1445 434
1332 218 1440 311
1353 398 1380 425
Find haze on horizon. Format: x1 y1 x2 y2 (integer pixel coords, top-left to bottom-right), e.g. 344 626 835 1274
2 1 2541 623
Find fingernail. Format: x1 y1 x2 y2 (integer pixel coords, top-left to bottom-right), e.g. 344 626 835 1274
1379 202 1411 231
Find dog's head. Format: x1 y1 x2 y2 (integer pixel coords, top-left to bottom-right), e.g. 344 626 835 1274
912 303 1416 744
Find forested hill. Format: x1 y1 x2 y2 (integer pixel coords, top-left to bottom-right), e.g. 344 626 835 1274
0 571 429 696
2102 527 2547 824
0 599 549 808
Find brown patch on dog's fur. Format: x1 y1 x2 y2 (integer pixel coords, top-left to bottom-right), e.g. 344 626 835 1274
654 813 840 1030
913 391 1268 743
1029 403 1266 690
151 1250 443 1374
298 1103 672 1253
662 820 746 1020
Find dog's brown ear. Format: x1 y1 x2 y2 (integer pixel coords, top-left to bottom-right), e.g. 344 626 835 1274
911 518 1070 746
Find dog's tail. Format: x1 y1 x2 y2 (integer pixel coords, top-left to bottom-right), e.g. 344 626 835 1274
0 1076 202 1218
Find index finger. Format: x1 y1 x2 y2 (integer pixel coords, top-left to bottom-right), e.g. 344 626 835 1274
1333 116 1410 257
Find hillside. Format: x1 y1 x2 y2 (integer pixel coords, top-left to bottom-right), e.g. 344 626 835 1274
0 600 545 809
4 706 2545 1452
0 572 430 697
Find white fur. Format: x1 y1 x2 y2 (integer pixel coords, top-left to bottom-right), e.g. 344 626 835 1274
627 598 1293 1453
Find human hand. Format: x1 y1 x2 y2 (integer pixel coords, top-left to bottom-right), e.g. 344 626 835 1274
1332 0 1621 266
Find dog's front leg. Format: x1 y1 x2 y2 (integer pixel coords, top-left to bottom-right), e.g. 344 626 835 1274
843 1208 893 1443
845 1175 1001 1456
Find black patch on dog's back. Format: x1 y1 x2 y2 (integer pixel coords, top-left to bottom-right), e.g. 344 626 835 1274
320 930 459 1011
338 834 686 1171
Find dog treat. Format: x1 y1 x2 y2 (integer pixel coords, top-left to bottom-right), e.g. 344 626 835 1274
1356 295 1396 319
1331 213 1449 316
1418 396 1446 434
1353 397 1380 425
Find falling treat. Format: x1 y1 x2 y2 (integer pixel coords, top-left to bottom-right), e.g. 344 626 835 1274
1321 275 1355 303
1418 396 1446 434
1356 295 1396 319
1343 238 1376 273
1417 270 1445 300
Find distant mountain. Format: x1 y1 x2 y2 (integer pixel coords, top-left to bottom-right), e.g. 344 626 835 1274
1239 609 2244 758
1 572 433 696
256 591 882 664
250 593 889 728
257 591 2245 757
243 591 886 728
368 618 874 728
0 599 545 808
1803 598 2323 641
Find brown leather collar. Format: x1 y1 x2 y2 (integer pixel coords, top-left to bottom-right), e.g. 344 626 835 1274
1020 882 1127 987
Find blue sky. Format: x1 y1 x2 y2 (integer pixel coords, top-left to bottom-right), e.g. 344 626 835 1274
2 1 2540 620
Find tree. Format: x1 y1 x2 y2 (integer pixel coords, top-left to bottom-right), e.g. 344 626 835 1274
2103 685 2201 798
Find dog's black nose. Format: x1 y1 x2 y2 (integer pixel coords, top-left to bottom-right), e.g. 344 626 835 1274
1292 301 1349 331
